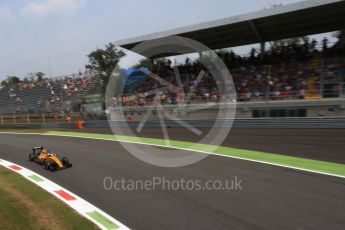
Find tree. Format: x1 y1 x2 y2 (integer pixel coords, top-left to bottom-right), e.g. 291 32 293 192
263 3 310 53
334 29 345 48
1 76 20 87
86 43 125 88
131 58 154 70
35 72 46 82
85 43 126 108
26 72 46 83
269 36 309 52
131 57 172 73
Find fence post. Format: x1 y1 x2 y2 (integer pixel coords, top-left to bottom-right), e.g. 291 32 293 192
27 114 30 124
0 116 3 125
12 114 16 124
42 114 46 123
320 59 325 98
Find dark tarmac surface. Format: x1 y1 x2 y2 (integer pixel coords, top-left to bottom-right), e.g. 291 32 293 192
77 127 345 164
0 133 345 230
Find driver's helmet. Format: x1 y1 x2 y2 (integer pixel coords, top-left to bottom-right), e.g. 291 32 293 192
40 149 49 155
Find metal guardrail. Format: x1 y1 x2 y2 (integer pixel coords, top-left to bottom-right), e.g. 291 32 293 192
3 117 344 129
105 117 345 129
231 117 345 128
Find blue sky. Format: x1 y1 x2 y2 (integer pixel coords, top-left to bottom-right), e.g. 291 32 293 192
0 0 315 80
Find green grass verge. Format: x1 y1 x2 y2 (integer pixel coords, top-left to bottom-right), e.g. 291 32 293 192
0 166 98 230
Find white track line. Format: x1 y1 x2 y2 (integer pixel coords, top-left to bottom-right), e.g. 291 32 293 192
0 132 345 179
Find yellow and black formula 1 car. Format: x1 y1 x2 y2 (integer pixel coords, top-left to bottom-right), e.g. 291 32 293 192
28 147 72 171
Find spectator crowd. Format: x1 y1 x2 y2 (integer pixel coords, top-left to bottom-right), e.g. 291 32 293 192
0 71 97 114
116 38 345 107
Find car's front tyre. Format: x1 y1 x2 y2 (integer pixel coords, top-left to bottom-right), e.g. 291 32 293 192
28 153 36 161
62 157 72 168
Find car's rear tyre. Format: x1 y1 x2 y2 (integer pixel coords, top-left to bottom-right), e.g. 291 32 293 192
43 161 49 169
28 153 36 161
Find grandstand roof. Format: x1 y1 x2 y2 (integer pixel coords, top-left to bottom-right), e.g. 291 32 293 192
116 0 345 55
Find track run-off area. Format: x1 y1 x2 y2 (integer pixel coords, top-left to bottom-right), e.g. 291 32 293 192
0 131 345 230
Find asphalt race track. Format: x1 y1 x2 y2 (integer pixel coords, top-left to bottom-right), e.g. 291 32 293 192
75 127 345 164
1 133 345 229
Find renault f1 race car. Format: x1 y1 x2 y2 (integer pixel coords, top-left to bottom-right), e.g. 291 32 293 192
28 147 72 171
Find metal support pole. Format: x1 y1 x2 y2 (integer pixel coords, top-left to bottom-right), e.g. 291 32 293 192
199 51 203 62
27 114 30 124
260 42 266 55
320 59 325 98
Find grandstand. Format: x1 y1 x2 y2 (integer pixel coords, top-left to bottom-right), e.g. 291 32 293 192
114 0 345 119
0 73 99 115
